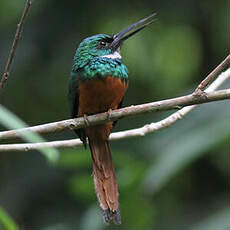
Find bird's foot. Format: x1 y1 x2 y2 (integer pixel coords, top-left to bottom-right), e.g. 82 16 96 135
107 108 113 120
83 114 90 126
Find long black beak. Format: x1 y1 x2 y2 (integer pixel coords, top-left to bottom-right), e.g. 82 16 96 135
111 13 156 51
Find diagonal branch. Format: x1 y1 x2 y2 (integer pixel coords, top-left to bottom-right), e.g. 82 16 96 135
0 0 33 91
0 67 230 151
195 54 230 92
0 68 229 142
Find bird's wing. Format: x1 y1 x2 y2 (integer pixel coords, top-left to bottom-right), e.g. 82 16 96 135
69 71 87 148
112 98 123 128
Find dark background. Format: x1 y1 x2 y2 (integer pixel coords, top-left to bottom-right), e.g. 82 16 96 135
0 0 230 229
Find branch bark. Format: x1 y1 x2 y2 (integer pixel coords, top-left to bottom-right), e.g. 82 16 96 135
0 87 229 141
0 0 33 90
0 67 230 151
195 54 230 92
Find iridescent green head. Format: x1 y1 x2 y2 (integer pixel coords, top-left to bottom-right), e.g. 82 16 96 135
73 34 118 70
72 13 156 79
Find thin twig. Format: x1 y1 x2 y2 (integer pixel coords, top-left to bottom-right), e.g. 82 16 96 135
0 0 33 90
195 54 230 93
0 68 230 141
0 68 230 151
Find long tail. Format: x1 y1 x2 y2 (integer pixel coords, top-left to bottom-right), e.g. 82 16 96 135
89 136 121 225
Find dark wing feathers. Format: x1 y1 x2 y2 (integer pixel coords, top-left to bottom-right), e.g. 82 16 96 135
69 71 87 148
112 98 123 128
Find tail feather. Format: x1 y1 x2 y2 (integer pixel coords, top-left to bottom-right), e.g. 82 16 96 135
89 138 121 224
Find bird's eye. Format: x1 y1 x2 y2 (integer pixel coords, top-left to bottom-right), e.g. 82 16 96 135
99 41 106 46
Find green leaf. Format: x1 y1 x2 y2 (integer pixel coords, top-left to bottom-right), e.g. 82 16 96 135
0 207 18 230
0 104 59 163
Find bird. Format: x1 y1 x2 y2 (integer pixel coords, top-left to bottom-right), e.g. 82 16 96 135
68 13 155 225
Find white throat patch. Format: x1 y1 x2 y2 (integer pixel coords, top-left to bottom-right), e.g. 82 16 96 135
101 51 122 59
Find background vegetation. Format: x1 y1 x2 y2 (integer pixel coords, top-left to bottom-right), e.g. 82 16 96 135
0 0 230 229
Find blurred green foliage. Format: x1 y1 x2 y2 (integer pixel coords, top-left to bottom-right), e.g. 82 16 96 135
0 207 18 230
0 105 59 162
0 0 230 230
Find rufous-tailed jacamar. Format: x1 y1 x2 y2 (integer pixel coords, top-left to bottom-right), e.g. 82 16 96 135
69 13 155 224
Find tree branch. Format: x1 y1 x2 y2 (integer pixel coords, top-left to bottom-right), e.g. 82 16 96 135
0 67 230 152
0 67 229 142
195 54 230 92
0 0 33 91
0 87 229 141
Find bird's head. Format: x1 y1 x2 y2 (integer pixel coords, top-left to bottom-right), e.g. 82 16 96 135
73 13 156 69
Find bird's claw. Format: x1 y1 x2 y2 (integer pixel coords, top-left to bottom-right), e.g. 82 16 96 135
107 108 113 120
83 114 90 126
